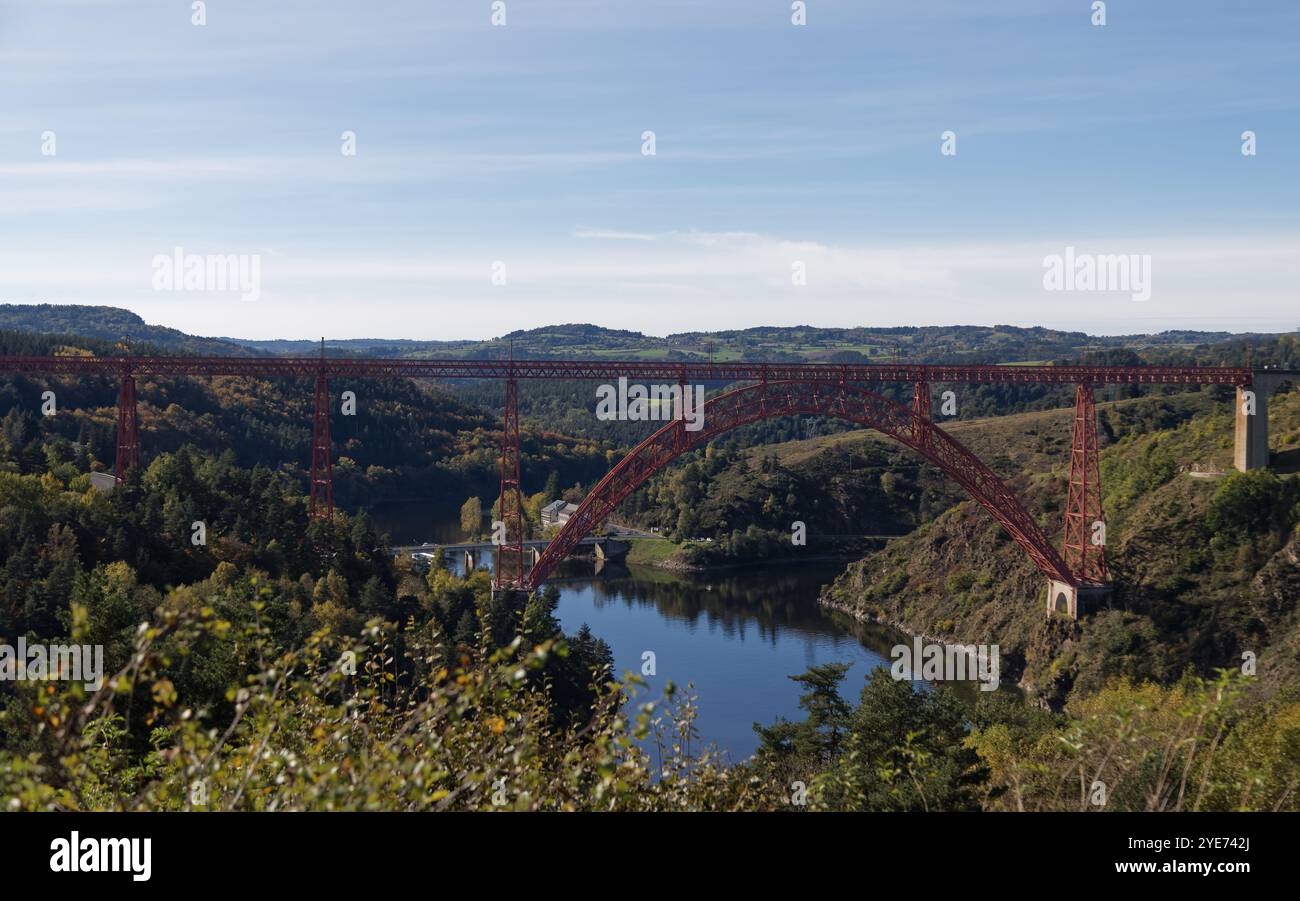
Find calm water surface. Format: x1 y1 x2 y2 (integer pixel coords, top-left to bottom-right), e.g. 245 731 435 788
371 501 967 763
550 562 907 762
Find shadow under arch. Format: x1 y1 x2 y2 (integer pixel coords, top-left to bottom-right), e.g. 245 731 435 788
524 380 1073 590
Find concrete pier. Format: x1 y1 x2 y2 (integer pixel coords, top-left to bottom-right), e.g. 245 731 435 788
1235 384 1267 471
1234 374 1292 472
1046 579 1112 619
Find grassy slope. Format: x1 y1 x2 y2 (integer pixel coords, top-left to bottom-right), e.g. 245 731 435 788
623 537 682 566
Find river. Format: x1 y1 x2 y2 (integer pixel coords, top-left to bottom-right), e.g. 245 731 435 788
369 498 978 764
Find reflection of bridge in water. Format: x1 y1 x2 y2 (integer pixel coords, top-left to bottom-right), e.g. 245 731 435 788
3 350 1292 619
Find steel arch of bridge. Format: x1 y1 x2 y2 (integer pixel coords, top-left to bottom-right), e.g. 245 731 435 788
523 380 1073 591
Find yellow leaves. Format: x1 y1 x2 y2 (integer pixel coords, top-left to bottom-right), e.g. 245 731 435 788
151 679 178 707
69 602 91 642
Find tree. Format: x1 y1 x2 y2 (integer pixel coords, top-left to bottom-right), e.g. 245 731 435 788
755 663 852 767
1208 470 1293 538
832 671 983 811
460 496 482 539
881 471 897 495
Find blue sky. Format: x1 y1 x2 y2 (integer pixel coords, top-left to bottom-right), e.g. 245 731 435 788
1 0 1296 339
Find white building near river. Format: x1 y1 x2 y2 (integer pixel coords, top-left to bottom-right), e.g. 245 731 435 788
541 500 579 527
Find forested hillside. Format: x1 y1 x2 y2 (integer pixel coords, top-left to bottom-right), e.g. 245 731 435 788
2 447 1295 812
0 330 611 511
4 305 1296 367
246 321 1298 368
1 312 1297 812
821 387 1300 706
0 305 253 356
